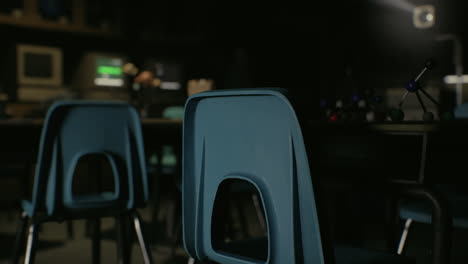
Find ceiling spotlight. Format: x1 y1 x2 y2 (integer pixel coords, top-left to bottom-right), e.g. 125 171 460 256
413 5 435 29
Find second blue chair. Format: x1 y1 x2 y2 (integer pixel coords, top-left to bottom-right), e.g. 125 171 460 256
12 101 153 264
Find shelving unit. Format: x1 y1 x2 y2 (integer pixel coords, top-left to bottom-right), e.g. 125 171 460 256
0 14 119 36
0 0 121 37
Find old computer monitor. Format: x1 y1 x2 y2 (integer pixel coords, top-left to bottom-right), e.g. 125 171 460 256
17 44 62 87
73 52 128 101
13 44 67 102
137 59 187 117
93 56 125 87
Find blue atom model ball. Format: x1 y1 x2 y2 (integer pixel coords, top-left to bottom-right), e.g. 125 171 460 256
406 80 420 92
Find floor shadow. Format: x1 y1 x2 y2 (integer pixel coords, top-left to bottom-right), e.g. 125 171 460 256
0 233 65 260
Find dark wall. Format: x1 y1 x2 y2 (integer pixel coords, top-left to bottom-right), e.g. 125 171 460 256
2 0 468 118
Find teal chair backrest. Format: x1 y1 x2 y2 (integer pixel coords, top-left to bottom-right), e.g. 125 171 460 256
29 101 148 216
183 89 326 264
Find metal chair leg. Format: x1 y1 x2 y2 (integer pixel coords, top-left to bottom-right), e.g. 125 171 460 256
24 223 38 264
234 198 249 238
116 215 131 264
384 196 400 252
132 211 153 264
12 211 29 264
397 218 413 255
92 218 101 264
66 220 74 239
169 215 182 260
166 196 177 239
251 194 266 234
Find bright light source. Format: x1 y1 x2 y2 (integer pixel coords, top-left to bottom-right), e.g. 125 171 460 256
94 78 124 87
160 81 181 90
444 75 468 84
413 5 435 29
426 13 434 22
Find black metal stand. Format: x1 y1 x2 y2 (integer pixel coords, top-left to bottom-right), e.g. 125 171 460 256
390 59 454 122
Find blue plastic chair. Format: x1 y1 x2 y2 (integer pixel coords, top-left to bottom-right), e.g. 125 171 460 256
12 101 153 264
182 88 414 264
398 184 468 254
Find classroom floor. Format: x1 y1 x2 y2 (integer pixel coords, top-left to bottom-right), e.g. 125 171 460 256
0 205 190 264
1 194 468 264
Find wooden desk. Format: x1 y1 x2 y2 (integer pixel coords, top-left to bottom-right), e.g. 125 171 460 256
2 118 465 183
0 118 182 156
305 120 468 185
304 121 468 264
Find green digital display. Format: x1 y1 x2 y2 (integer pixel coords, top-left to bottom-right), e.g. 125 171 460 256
94 56 124 87
97 66 122 76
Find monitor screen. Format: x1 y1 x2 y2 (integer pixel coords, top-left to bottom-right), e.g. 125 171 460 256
94 56 124 87
24 53 53 78
72 52 128 101
17 44 62 87
152 62 182 91
139 59 187 116
142 59 185 104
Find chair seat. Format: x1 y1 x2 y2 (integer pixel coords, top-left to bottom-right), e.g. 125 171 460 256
22 192 126 219
334 246 415 264
67 192 119 207
399 185 468 228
